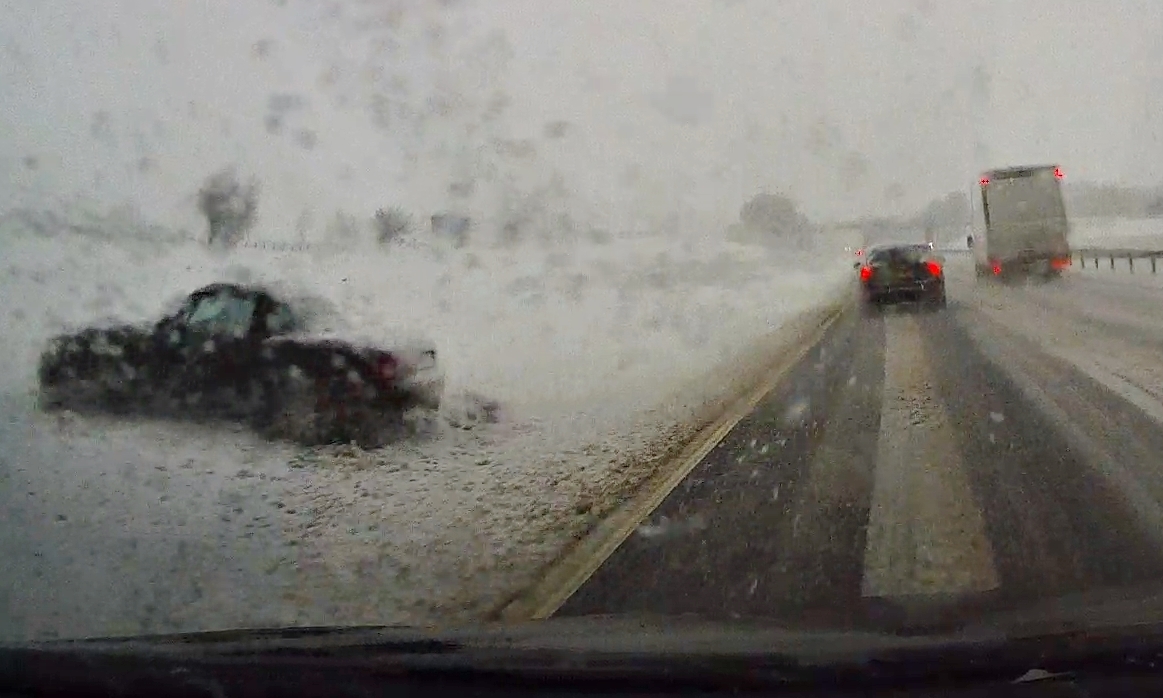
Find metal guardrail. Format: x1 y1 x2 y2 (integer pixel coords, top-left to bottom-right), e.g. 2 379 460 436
1073 248 1163 274
235 240 314 252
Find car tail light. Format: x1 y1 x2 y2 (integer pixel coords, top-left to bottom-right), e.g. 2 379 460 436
992 263 1002 276
377 353 397 382
925 261 942 276
1051 256 1071 269
859 265 872 282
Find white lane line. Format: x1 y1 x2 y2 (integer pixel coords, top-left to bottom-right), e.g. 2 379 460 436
961 312 1163 555
972 304 1163 429
861 314 999 598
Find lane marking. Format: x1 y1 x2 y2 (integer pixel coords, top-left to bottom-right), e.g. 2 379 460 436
784 319 884 544
495 301 847 621
1043 347 1163 428
861 314 999 598
961 311 1163 555
972 302 1163 429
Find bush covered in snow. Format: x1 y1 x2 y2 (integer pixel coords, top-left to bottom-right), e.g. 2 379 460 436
738 192 816 247
430 212 472 247
197 168 260 247
374 207 413 244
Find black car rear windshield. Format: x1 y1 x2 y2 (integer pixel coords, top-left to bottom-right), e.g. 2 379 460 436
868 246 928 265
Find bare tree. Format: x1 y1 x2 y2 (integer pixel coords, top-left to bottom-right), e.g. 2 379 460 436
739 192 814 245
197 167 259 247
374 206 413 244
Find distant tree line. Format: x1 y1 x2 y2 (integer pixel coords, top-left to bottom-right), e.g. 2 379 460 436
1063 181 1163 218
833 180 1163 248
730 192 818 248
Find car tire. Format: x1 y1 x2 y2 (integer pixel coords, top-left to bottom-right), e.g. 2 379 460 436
256 365 408 449
257 365 330 446
920 290 947 312
36 385 67 412
39 357 142 414
348 406 409 450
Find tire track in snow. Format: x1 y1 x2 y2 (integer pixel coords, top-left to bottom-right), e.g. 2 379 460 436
971 282 1163 428
556 309 887 625
931 307 1163 605
860 314 998 598
555 291 1163 630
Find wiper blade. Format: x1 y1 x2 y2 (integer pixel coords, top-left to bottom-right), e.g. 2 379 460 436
11 620 925 686
16 620 1163 690
23 625 463 657
10 625 833 688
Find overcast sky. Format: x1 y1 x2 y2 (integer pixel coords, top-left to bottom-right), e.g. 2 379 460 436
479 0 1163 218
2 0 1160 232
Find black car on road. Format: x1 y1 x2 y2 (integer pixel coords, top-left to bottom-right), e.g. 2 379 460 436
36 282 444 447
856 242 947 314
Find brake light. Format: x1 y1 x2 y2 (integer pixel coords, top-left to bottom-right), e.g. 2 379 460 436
1053 167 1064 179
925 261 942 276
980 176 990 186
992 263 1002 276
859 265 872 282
1051 257 1071 269
377 353 397 381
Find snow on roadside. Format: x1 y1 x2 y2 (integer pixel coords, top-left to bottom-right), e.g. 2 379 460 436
1066 217 1163 289
1070 217 1163 250
1068 264 1163 289
1 219 848 634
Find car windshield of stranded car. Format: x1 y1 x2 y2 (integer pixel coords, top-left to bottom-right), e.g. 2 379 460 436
185 294 258 337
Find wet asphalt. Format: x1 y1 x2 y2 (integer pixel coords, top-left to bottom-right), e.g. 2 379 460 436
557 266 1163 630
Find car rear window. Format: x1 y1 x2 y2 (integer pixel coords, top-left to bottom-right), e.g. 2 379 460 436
868 246 927 265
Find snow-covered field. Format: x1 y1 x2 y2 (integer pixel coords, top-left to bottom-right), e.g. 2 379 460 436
1071 217 1163 250
5 0 1154 641
0 215 849 639
0 0 864 639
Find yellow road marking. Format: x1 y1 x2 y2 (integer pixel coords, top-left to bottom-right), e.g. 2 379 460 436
496 301 847 621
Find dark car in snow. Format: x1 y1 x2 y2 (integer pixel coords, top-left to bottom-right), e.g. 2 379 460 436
36 282 444 447
856 242 947 315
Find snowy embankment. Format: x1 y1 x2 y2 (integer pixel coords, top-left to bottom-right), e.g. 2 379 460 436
1070 216 1163 250
0 0 854 639
0 214 849 638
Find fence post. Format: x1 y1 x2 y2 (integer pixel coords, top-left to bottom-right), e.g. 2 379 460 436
1129 255 1134 273
1152 256 1157 274
1080 254 1086 269
1110 255 1115 270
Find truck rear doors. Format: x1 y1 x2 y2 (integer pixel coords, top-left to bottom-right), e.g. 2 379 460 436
977 164 1071 279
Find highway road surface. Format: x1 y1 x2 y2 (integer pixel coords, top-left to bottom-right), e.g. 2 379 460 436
555 256 1163 630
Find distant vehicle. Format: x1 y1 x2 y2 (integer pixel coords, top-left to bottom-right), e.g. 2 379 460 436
36 282 444 447
972 164 1071 281
856 242 947 315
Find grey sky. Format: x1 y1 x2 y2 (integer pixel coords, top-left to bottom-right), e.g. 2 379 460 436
487 0 1162 219
2 0 1159 229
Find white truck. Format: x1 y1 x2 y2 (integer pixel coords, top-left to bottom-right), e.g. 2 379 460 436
971 164 1072 281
